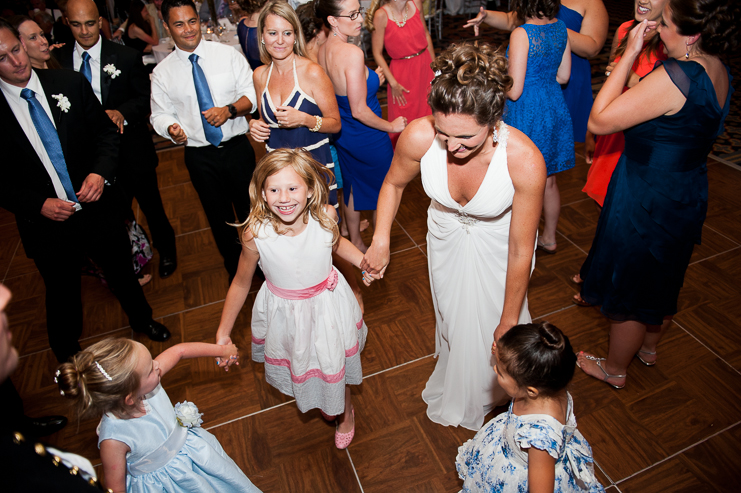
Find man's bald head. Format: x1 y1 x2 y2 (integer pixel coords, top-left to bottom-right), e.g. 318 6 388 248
66 0 101 50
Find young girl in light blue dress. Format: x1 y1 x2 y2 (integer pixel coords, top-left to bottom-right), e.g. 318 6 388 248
56 338 261 493
456 322 604 493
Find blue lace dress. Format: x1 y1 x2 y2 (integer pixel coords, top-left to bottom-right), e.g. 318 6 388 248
556 5 593 143
504 21 575 175
98 385 260 492
580 60 733 325
456 393 604 493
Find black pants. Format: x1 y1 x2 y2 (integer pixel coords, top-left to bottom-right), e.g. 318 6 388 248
184 135 256 278
30 208 153 363
117 159 176 257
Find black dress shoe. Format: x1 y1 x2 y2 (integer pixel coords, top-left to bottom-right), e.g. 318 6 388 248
159 254 177 279
132 320 171 342
21 415 68 438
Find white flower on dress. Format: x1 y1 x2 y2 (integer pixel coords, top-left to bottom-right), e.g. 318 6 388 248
174 401 203 428
103 64 122 79
51 94 70 113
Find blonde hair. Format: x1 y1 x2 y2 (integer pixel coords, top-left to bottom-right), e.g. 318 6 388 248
257 0 308 64
242 148 339 244
364 0 390 32
56 338 141 420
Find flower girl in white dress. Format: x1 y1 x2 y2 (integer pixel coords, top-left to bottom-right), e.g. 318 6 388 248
56 338 260 493
215 149 373 449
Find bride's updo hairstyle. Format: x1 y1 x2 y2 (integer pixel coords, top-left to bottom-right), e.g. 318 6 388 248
56 338 140 420
668 0 740 57
428 42 512 128
496 322 576 397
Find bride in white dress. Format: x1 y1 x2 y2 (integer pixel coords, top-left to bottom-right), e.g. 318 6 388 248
362 43 546 430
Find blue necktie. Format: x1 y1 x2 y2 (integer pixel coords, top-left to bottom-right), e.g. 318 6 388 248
189 53 223 147
80 51 92 84
20 89 78 203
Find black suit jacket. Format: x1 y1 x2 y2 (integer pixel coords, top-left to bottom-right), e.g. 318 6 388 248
0 69 122 257
57 39 157 168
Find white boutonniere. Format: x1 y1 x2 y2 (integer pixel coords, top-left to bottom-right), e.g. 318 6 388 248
103 64 122 79
174 401 203 428
51 94 70 113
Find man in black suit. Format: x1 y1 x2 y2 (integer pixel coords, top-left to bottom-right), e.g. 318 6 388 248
0 18 170 364
57 0 177 278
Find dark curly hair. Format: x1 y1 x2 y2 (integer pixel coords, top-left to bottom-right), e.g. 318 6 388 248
428 42 512 128
668 0 740 57
512 0 560 21
496 322 576 397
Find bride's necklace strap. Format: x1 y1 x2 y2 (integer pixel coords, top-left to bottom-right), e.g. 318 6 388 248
388 2 409 28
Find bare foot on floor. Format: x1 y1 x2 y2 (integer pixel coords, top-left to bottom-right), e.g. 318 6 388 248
138 273 152 286
359 219 370 232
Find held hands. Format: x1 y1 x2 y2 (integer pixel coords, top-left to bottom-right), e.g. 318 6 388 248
390 116 407 134
168 123 188 144
77 173 104 202
360 269 379 287
390 82 410 107
215 335 240 371
274 106 307 129
360 241 390 280
41 198 76 221
463 7 487 37
202 106 231 128
106 109 125 134
249 119 271 142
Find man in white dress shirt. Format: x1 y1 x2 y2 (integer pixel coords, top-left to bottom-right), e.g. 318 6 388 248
151 0 257 281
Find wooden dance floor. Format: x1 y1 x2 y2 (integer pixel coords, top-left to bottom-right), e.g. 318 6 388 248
2 131 740 491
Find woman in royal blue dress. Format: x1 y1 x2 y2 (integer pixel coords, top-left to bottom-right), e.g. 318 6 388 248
465 0 609 145
504 0 574 254
315 0 406 253
576 0 737 388
236 0 267 70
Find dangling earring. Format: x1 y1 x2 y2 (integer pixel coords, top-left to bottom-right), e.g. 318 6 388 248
262 39 265 45
685 41 690 59
492 129 499 144
332 27 338 36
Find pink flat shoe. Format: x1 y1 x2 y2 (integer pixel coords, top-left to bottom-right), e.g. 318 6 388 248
320 410 336 422
334 408 355 449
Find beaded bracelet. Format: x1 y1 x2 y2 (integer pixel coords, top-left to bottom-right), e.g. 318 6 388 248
309 115 323 132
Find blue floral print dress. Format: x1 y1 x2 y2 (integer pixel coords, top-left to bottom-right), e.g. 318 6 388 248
456 393 604 492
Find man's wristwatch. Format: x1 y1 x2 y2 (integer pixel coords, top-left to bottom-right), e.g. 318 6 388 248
227 104 237 119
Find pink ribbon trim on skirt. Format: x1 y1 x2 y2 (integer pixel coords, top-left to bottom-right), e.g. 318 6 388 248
265 268 339 300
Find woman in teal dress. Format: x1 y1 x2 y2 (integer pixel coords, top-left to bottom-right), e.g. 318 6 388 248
576 0 737 389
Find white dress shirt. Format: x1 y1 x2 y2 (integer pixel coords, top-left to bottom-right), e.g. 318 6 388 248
0 72 82 210
150 39 256 147
73 36 103 103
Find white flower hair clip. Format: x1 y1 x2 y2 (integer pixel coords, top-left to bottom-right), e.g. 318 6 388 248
54 369 61 383
103 64 121 79
94 361 113 381
51 94 70 113
174 401 203 428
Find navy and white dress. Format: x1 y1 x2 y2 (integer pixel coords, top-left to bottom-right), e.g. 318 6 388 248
260 58 337 207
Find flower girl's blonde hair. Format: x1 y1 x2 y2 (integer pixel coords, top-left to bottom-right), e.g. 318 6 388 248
242 148 339 244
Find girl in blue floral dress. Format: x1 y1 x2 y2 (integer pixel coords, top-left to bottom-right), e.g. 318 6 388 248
504 0 574 254
456 322 604 493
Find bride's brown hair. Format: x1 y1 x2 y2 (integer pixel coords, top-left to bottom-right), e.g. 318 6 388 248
428 42 512 128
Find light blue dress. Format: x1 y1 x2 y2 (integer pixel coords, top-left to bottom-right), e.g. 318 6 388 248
98 384 260 493
456 393 604 492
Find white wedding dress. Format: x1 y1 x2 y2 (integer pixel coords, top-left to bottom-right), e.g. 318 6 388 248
420 123 534 431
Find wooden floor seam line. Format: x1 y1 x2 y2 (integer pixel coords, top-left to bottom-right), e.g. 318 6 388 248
673 319 741 378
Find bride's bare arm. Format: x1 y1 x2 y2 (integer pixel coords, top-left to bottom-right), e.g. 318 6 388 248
494 127 546 346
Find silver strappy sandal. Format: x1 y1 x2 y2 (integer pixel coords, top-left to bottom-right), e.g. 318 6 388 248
577 353 626 389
